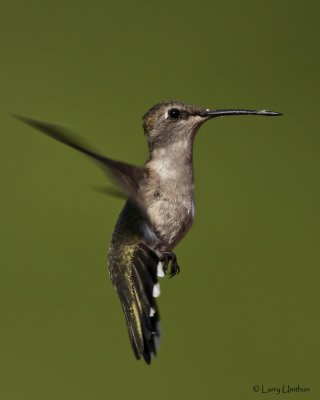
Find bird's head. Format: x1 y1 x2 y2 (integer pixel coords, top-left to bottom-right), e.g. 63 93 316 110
143 100 281 151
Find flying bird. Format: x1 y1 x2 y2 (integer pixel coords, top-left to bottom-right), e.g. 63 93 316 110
14 100 281 364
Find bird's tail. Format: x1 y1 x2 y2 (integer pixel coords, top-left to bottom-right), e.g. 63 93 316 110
112 242 163 364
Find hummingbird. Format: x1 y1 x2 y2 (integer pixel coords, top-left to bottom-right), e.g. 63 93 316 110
14 101 281 364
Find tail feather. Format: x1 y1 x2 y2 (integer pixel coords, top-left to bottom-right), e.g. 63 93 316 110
118 242 161 364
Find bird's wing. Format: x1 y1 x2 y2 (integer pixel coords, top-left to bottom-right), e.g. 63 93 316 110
13 115 148 213
112 241 162 364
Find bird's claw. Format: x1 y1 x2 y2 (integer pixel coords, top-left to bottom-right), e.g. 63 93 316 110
160 252 180 278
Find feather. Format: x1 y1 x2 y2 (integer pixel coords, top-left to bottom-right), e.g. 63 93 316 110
116 242 161 364
13 115 150 219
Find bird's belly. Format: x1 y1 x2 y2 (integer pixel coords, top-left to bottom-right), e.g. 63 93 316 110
147 197 195 250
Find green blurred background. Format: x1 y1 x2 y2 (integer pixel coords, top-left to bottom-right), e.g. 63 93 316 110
0 0 319 399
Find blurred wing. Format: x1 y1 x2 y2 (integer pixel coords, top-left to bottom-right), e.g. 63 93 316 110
92 185 126 199
13 115 148 212
114 242 162 364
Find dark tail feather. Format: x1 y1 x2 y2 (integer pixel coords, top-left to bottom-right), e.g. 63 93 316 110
120 242 161 364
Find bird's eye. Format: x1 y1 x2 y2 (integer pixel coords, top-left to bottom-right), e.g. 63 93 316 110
168 108 181 119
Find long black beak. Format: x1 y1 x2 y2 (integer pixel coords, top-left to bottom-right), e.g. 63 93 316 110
207 109 282 118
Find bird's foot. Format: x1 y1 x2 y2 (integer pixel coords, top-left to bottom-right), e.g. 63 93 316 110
160 252 180 278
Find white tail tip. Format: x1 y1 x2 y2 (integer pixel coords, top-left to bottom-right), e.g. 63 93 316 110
152 283 161 298
157 261 165 277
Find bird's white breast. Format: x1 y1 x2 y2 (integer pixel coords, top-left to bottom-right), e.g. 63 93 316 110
144 151 195 249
